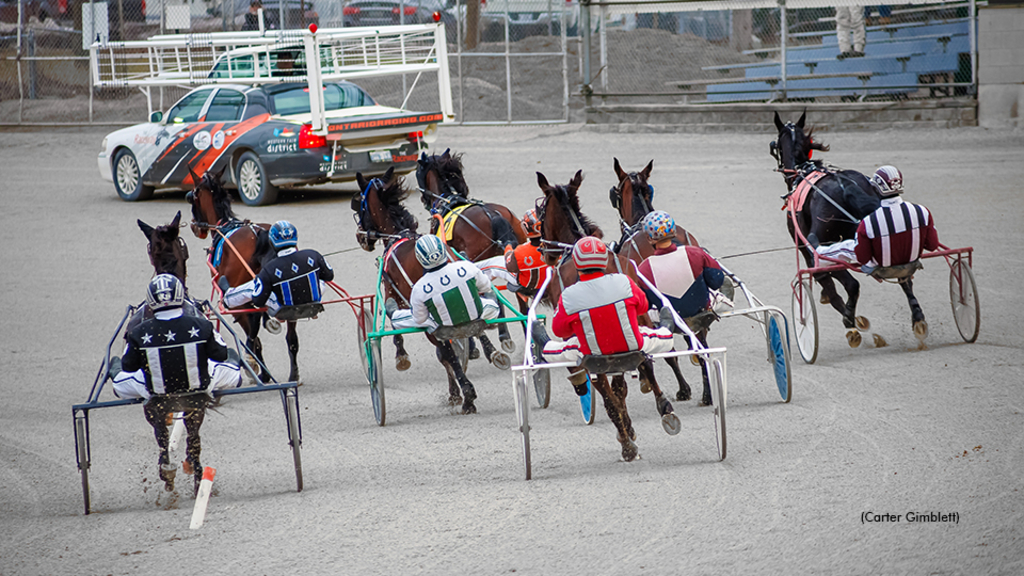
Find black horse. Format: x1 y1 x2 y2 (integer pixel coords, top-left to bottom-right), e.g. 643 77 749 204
772 111 883 346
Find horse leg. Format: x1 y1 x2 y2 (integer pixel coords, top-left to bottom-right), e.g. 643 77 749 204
434 346 463 406
143 398 175 491
495 303 515 353
593 374 638 461
243 314 270 383
900 278 928 343
661 356 691 402
612 374 640 461
436 341 477 414
394 334 411 371
693 331 714 407
285 321 300 383
467 338 481 360
182 401 206 496
477 334 511 370
638 360 679 435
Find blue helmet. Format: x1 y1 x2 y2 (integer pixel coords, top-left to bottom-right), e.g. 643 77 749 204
414 235 448 271
146 274 185 311
270 220 298 250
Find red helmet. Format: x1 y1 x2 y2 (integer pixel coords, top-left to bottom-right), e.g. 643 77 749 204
521 209 541 238
572 236 608 271
871 165 904 197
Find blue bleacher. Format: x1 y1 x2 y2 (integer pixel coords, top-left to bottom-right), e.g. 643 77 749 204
707 72 920 103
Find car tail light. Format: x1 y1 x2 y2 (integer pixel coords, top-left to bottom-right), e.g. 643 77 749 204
391 6 416 16
299 124 326 149
343 6 359 15
407 131 423 142
141 0 146 15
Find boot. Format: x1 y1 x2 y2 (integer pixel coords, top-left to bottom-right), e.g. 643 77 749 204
107 356 122 381
217 275 231 294
568 368 589 397
384 297 399 318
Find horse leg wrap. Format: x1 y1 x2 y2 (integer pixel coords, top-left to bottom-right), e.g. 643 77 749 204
568 368 589 397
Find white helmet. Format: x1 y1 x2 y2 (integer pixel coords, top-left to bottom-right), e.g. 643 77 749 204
871 166 904 197
146 274 185 311
414 235 448 271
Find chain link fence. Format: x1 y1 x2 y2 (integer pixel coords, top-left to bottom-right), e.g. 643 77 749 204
582 0 976 105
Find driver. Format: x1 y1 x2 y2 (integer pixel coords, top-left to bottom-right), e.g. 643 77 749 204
220 220 334 316
385 235 500 331
854 166 939 273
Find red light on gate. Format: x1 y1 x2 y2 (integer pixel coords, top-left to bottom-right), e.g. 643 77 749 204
432 11 441 22
299 124 327 149
309 23 318 33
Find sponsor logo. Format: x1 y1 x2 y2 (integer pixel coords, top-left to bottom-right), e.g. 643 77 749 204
327 113 444 133
211 130 225 150
193 130 212 151
392 154 418 163
134 134 157 145
273 128 296 138
319 152 347 173
267 142 298 154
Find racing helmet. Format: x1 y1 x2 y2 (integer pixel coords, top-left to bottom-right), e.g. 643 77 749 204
146 274 185 311
572 236 608 272
270 220 298 250
641 210 676 243
871 166 904 197
521 209 542 238
415 235 448 271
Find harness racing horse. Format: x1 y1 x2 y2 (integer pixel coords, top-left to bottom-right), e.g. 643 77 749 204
131 210 203 329
416 149 523 355
535 170 678 456
351 168 503 414
184 165 308 383
772 111 897 346
609 158 700 262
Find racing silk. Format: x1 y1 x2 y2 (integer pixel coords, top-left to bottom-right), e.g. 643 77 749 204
637 244 725 319
552 272 648 356
121 309 229 395
855 198 938 267
252 248 335 308
505 241 550 291
411 260 494 327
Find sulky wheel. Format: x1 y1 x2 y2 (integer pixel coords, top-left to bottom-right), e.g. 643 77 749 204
357 308 371 384
767 311 793 403
949 259 980 343
579 373 596 425
531 339 551 409
709 358 727 461
369 338 386 426
285 391 303 492
75 416 91 515
791 277 818 364
514 371 532 480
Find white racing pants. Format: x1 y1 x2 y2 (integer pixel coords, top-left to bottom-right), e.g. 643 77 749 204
542 326 675 364
223 278 326 316
390 296 501 331
835 5 866 53
112 361 242 400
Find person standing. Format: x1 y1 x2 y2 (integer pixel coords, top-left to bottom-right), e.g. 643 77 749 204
836 5 866 59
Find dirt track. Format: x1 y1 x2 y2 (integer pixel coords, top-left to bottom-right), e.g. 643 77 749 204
1 124 1022 575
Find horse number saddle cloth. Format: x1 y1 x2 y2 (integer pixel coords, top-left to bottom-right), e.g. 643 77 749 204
784 169 829 214
437 204 472 242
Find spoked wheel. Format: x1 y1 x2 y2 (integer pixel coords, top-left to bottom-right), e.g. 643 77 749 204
791 277 819 364
709 358 727 461
531 340 551 408
75 416 91 514
513 371 532 480
285 391 303 492
949 259 980 343
767 311 793 403
357 308 370 383
579 373 596 425
368 338 386 426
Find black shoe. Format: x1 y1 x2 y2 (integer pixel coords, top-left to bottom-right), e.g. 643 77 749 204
107 356 122 381
384 297 398 318
225 348 242 368
573 382 589 397
217 276 230 294
837 51 852 60
850 50 865 58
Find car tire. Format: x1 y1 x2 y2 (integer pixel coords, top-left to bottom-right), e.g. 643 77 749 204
113 148 154 202
235 151 279 206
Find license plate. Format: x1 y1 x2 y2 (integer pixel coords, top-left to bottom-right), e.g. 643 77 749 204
369 150 392 163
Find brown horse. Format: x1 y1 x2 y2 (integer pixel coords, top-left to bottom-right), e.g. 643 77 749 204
535 170 678 461
137 210 189 284
352 168 504 414
184 166 308 383
609 158 700 263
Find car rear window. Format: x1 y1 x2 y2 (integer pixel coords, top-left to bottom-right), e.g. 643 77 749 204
270 84 376 116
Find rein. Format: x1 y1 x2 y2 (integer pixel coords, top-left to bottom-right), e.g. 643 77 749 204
420 187 506 255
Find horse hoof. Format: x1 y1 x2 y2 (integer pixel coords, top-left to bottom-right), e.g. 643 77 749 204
661 413 682 436
396 355 411 371
182 459 193 476
873 333 888 348
159 464 176 491
165 412 175 427
856 316 871 331
820 293 830 305
448 394 462 407
264 317 282 335
500 338 516 354
461 401 477 415
468 347 481 360
846 329 862 348
913 320 929 341
620 439 639 462
699 394 713 407
676 386 692 402
690 355 701 367
640 380 651 394
490 351 511 371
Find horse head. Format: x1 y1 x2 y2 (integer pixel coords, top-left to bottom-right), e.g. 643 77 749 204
138 210 189 284
416 148 470 211
353 167 417 252
772 111 830 188
611 158 655 227
536 170 602 265
185 164 232 239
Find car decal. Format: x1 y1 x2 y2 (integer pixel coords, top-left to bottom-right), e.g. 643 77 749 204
180 113 272 186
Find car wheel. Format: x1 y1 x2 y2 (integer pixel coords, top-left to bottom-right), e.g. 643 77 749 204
235 151 279 206
113 148 154 201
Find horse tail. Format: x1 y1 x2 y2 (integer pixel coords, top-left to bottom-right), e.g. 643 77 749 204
488 211 518 250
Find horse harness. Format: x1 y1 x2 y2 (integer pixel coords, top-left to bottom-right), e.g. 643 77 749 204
779 162 862 226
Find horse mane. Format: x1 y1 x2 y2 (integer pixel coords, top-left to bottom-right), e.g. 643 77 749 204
379 177 420 233
418 150 470 207
203 172 237 223
553 185 602 238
